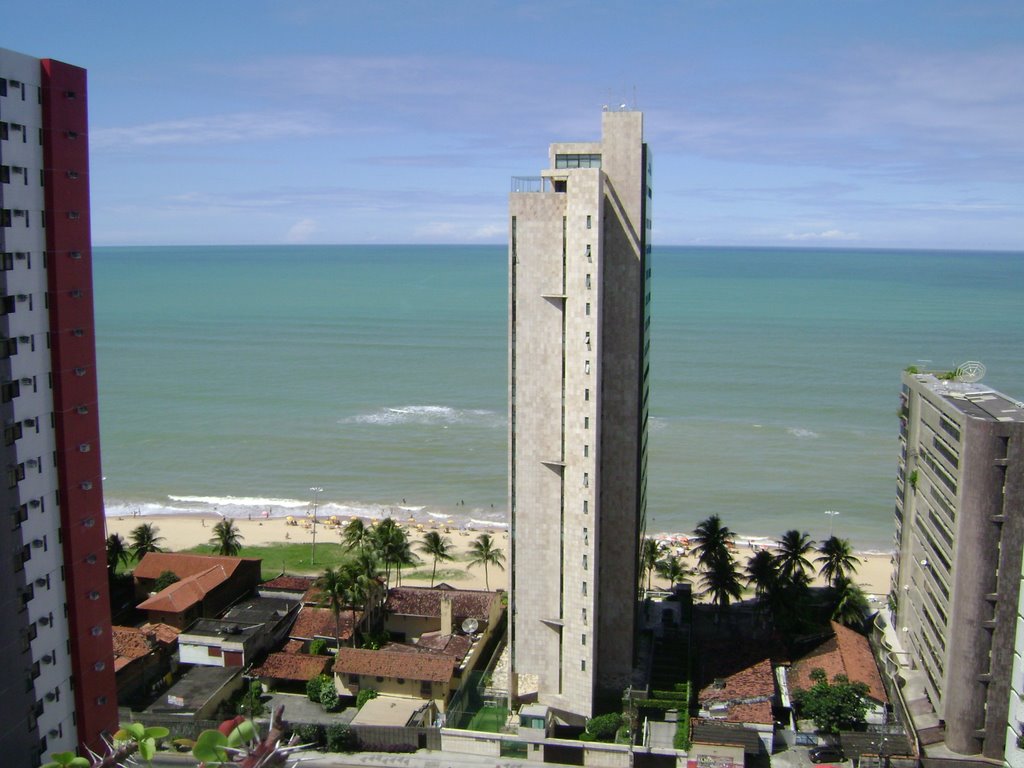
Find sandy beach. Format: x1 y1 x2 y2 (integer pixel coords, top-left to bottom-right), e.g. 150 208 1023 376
106 512 893 602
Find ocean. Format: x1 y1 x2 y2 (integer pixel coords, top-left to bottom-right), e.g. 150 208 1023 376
93 245 1024 552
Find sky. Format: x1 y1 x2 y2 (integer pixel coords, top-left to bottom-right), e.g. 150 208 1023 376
5 1 1023 249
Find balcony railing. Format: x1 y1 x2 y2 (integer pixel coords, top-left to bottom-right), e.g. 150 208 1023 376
511 176 557 193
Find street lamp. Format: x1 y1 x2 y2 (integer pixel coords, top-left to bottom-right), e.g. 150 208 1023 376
824 510 840 538
310 486 323 565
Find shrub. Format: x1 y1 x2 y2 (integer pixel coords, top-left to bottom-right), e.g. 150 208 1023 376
326 723 355 752
320 681 340 712
307 673 331 702
356 688 378 709
309 638 327 656
293 723 324 747
154 570 180 592
674 716 691 750
585 713 623 741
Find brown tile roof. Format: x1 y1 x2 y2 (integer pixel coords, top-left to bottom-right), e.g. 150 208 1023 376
697 657 776 725
290 606 362 642
112 626 153 671
788 622 888 704
282 639 305 654
334 647 456 683
416 631 473 662
139 622 180 645
384 586 497 621
137 565 228 613
250 652 329 682
134 552 260 581
261 575 316 592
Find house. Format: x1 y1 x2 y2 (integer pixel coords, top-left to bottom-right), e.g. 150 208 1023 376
786 621 889 722
249 652 330 694
333 645 457 711
143 665 244 720
695 654 777 754
177 597 299 668
111 623 179 705
289 606 365 649
383 584 503 643
134 553 262 629
258 575 319 604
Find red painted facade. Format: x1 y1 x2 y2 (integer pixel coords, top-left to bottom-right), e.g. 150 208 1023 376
40 58 118 754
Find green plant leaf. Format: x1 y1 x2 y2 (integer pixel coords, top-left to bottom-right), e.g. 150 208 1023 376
47 753 77 766
139 737 156 761
121 722 146 741
193 730 230 763
68 760 91 768
227 718 257 747
143 726 170 740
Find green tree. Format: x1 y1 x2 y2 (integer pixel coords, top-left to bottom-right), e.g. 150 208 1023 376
776 529 815 584
640 538 666 591
744 548 779 604
317 565 353 648
342 518 369 552
830 576 870 627
793 669 870 733
392 535 420 587
467 533 505 591
691 515 734 573
700 552 743 612
815 535 860 588
129 522 165 561
418 531 455 587
209 518 244 556
370 518 407 588
153 570 180 592
655 554 690 587
106 532 131 573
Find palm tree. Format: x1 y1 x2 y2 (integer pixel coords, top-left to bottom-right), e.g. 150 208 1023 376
692 515 734 573
106 533 130 573
209 518 244 556
655 554 690 587
418 531 455 588
317 565 351 648
129 522 165 561
701 553 743 612
640 538 666 591
744 549 779 604
831 576 870 627
370 519 406 588
815 536 860 588
342 518 369 552
775 529 815 584
467 533 505 591
392 537 420 587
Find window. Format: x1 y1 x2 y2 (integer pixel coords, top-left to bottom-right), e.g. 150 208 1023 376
584 388 590 401
1 253 12 271
585 244 591 260
582 634 586 645
584 417 589 429
581 660 586 671
582 608 587 624
1 295 18 314
585 302 591 316
4 422 23 445
0 337 17 359
583 500 588 514
583 444 589 457
585 273 591 289
586 215 592 229
583 554 588 570
584 360 590 374
582 581 587 596
0 165 8 183
420 681 432 696
583 472 589 487
555 154 601 169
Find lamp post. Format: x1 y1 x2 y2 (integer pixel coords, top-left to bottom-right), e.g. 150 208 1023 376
310 486 323 565
824 509 840 538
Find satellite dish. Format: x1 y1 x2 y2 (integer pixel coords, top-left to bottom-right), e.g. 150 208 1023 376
461 618 479 635
955 361 986 383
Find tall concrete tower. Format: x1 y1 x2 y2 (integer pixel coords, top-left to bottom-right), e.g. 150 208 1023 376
1 48 118 765
508 111 651 721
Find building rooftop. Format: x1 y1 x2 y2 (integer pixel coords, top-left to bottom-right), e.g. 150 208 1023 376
144 666 242 715
134 552 260 581
350 695 430 727
179 617 263 641
334 646 456 683
697 657 776 725
250 652 329 682
911 373 1024 423
384 584 499 622
788 622 888 704
137 565 231 613
290 606 362 642
222 596 297 624
111 623 180 672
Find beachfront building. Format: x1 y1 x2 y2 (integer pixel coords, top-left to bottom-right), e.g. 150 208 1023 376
888 369 1024 761
508 110 651 721
0 48 117 764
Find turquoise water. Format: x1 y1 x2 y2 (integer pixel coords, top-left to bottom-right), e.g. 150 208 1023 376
93 245 1024 551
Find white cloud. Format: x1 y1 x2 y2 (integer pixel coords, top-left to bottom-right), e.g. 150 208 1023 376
285 218 317 243
784 229 860 242
91 111 331 149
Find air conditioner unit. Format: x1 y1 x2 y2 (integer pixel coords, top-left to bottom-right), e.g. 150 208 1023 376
34 577 46 587
26 458 38 467
74 368 86 376
24 418 35 426
38 615 50 626
76 406 88 415
18 336 29 343
84 554 97 565
31 538 44 548
68 251 82 259
44 692 55 702
15 294 27 302
80 481 92 490
90 626 102 637
29 499 40 508
20 377 32 385
78 443 90 453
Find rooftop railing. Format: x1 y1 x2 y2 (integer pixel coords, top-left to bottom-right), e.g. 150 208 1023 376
511 176 556 193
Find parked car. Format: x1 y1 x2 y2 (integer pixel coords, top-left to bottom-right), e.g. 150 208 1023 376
809 746 846 763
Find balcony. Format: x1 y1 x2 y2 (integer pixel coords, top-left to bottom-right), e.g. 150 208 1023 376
510 176 565 193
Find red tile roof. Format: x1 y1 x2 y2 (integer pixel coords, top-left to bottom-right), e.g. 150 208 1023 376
134 552 260 581
416 631 473 662
137 565 228 613
384 586 498 621
112 626 153 671
250 652 329 682
139 622 180 645
334 647 456 683
788 622 887 704
697 657 776 725
261 575 316 592
290 606 362 642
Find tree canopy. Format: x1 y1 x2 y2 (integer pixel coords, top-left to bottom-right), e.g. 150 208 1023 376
793 669 870 733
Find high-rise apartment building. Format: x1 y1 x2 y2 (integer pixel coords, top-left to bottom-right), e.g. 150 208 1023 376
508 111 651 721
0 48 117 765
890 369 1024 760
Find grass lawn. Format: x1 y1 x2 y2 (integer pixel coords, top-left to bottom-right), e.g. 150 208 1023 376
465 704 509 733
182 542 355 580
